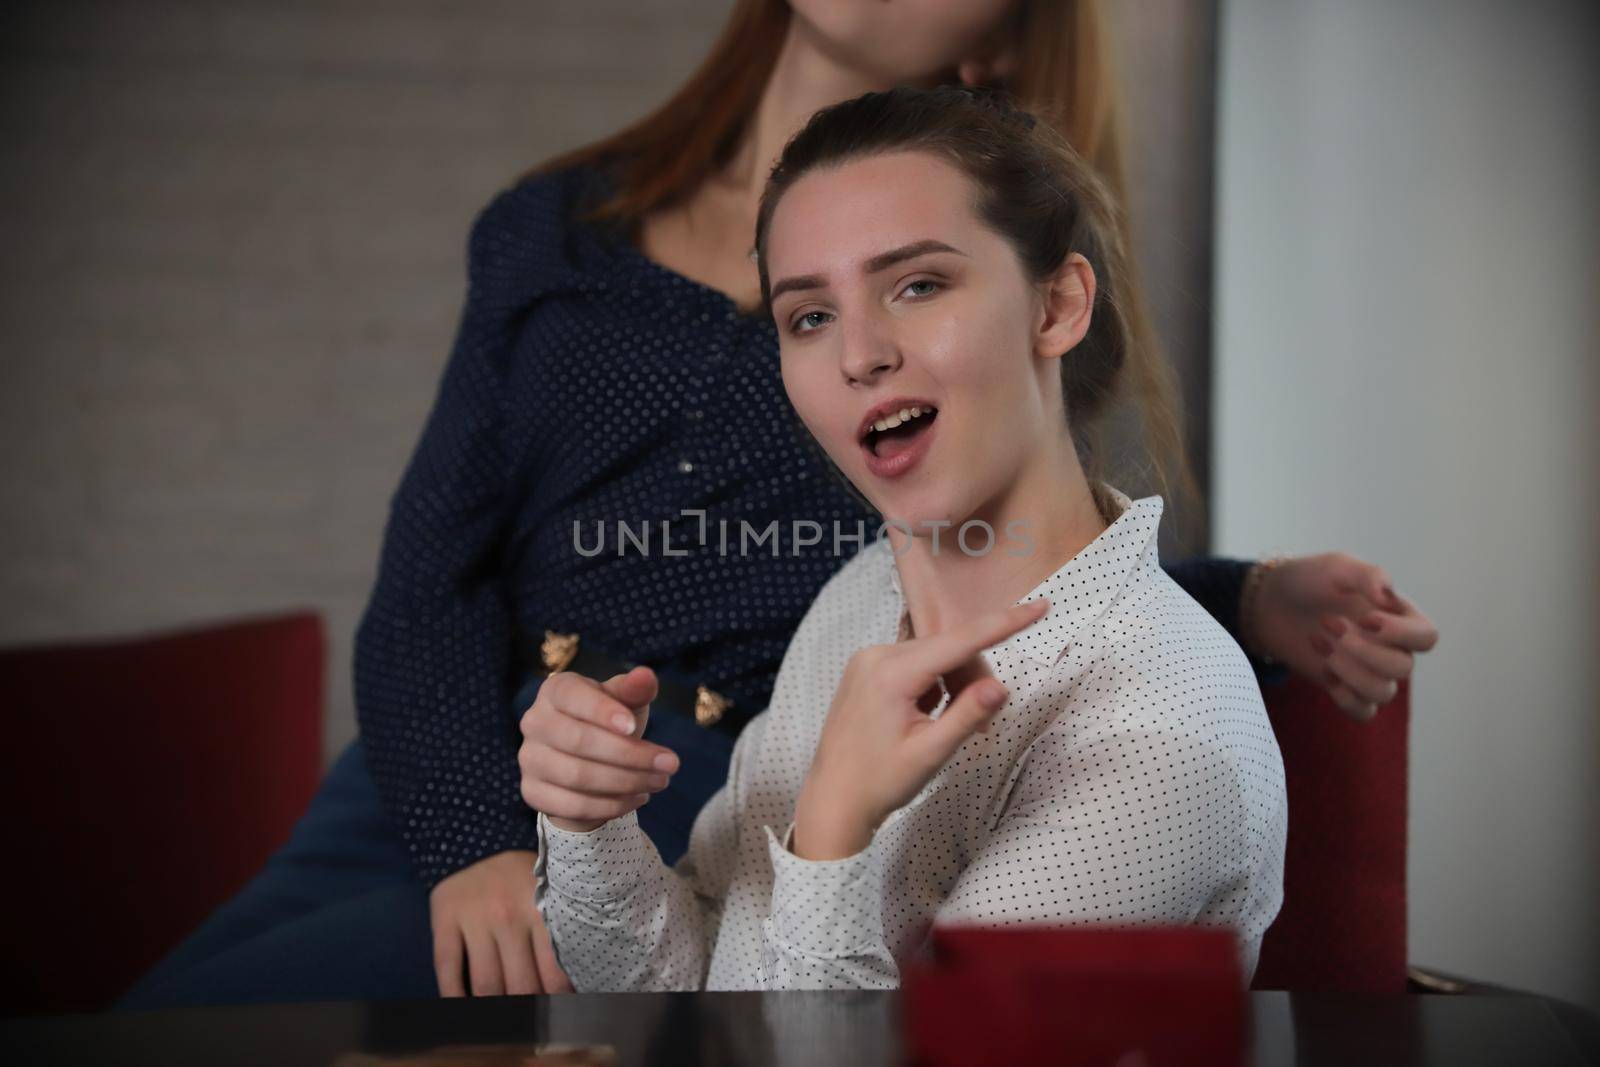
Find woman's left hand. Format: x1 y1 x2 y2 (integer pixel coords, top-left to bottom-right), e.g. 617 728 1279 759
790 598 1051 861
1250 552 1439 720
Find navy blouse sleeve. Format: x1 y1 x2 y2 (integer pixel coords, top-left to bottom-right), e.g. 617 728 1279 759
353 179 564 888
1160 556 1287 684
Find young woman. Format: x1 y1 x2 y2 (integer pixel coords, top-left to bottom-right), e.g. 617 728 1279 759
522 86 1286 989
118 0 1433 1008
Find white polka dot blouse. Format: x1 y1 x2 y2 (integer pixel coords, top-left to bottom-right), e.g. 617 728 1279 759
532 489 1288 990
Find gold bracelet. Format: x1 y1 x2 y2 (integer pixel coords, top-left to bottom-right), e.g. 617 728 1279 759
1240 556 1288 664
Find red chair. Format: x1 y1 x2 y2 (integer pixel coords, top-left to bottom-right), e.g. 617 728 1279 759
0 611 325 1016
1252 676 1410 993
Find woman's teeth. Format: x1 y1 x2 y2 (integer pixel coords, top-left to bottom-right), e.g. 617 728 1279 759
872 406 931 434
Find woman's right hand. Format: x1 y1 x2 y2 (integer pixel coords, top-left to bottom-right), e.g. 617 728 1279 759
518 665 680 833
1249 552 1438 720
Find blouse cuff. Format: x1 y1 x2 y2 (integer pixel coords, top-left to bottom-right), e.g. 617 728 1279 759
535 809 653 904
762 821 887 958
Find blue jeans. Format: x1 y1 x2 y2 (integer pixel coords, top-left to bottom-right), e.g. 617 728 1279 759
115 674 734 1009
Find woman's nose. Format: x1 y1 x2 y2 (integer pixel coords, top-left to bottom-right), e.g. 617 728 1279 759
839 313 902 385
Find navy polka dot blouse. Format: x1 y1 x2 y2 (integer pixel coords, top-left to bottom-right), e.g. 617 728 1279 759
352 164 1263 888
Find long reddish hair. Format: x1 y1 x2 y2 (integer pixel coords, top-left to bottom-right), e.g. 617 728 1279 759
529 0 1126 224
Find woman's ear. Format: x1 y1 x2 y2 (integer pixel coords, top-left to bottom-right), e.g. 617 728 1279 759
1034 253 1096 361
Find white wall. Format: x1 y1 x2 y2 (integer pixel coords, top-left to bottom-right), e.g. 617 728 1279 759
1215 0 1599 1006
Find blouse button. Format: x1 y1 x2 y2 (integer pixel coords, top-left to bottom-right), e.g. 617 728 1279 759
677 459 695 474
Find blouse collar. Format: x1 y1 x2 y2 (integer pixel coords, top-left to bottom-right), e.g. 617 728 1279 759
885 487 1165 668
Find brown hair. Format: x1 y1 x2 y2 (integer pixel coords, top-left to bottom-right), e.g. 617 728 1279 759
527 0 1127 226
754 86 1189 518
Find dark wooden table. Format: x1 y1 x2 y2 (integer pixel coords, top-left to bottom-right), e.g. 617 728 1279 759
3 991 1596 1066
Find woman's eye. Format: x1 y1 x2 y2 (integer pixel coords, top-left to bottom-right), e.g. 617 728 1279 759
791 310 833 335
901 278 942 298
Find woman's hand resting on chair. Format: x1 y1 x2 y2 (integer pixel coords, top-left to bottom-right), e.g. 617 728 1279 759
1247 552 1439 720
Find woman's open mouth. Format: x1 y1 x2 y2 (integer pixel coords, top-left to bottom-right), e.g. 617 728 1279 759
860 403 939 480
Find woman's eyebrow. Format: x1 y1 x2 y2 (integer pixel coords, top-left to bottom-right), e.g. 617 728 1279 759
769 239 967 302
769 272 826 303
862 238 966 274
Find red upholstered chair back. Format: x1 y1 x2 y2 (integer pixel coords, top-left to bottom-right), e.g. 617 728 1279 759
1251 676 1410 992
0 612 325 1015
